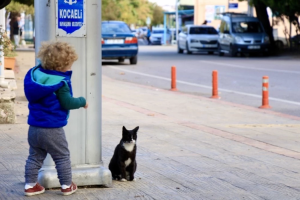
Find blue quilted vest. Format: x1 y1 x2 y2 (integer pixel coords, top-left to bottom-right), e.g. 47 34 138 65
24 65 73 128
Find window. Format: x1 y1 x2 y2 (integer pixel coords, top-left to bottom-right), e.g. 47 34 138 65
219 20 225 33
102 22 131 34
189 27 218 35
232 22 263 33
219 20 230 33
182 27 188 34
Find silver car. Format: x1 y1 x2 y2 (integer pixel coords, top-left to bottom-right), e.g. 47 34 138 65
177 25 219 54
218 13 270 57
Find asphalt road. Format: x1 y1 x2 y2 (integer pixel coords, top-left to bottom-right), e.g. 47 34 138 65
102 46 300 117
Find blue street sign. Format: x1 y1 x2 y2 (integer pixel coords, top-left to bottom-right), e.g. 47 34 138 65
57 0 85 35
229 3 238 9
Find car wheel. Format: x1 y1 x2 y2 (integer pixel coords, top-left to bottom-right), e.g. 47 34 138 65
208 51 214 55
130 56 138 65
275 40 284 49
178 43 183 54
229 44 236 57
218 45 224 56
118 58 125 63
186 42 192 54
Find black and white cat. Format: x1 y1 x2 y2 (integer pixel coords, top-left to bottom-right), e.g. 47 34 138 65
109 126 139 182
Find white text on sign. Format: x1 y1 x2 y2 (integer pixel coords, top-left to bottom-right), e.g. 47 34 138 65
59 9 83 19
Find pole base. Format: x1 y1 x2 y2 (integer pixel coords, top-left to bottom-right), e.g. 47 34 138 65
259 105 271 109
211 95 220 99
170 88 178 91
38 164 112 189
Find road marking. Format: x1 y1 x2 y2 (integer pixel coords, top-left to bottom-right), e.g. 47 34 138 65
108 66 300 106
201 61 300 74
226 124 300 128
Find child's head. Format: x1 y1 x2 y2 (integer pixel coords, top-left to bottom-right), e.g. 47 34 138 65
37 41 78 72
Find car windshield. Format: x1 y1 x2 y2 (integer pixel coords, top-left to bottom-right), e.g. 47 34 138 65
102 22 131 34
189 27 218 35
152 30 164 34
232 22 263 33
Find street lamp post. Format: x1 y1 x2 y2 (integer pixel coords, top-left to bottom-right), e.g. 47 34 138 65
247 0 253 16
175 0 179 44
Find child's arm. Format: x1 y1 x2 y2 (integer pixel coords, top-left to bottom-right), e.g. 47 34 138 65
56 83 87 110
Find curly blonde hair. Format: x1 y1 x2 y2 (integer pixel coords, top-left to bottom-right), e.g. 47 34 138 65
37 41 78 71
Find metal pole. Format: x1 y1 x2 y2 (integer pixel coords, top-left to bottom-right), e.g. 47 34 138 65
164 13 167 45
175 0 179 44
0 8 8 88
35 0 111 188
247 0 253 16
227 0 230 12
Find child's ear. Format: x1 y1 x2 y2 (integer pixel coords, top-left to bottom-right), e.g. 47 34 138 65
133 126 139 133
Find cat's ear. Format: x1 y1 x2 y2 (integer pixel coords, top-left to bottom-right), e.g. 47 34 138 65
122 126 127 135
133 126 139 133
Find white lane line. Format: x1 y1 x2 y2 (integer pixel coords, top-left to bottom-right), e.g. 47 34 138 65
201 61 300 74
108 66 300 106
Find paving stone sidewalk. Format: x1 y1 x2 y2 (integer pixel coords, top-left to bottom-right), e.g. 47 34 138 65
1 52 300 199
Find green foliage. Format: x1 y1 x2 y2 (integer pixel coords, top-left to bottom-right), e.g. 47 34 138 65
102 0 164 26
12 0 33 6
0 26 17 57
5 0 34 15
151 4 164 26
240 0 300 24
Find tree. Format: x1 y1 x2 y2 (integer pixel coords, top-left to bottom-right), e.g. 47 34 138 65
12 0 33 6
240 0 300 50
150 4 164 26
102 0 164 27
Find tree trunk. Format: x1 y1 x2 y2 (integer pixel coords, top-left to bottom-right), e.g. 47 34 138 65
254 0 276 53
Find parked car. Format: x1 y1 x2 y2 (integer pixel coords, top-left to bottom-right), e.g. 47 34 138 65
177 25 219 54
170 28 182 41
218 13 270 57
150 28 172 45
136 27 148 38
291 34 300 46
131 29 138 37
102 21 138 65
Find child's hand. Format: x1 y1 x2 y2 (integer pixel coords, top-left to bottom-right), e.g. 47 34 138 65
84 103 88 109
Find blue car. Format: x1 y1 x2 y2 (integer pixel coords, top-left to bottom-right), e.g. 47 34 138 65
102 21 138 65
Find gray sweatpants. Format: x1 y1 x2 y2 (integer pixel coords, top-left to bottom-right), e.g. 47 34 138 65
25 126 72 186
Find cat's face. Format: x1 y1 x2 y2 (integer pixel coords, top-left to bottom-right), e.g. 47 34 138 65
122 126 139 144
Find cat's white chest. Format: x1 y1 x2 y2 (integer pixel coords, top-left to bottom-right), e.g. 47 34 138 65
125 158 131 167
123 142 135 152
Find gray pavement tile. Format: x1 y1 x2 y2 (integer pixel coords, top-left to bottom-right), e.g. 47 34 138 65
2 51 300 199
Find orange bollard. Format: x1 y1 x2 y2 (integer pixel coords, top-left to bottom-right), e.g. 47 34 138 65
171 66 178 91
211 70 220 99
259 76 271 109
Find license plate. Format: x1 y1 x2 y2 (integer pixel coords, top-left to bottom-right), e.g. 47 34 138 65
248 45 260 49
202 44 215 48
106 39 124 44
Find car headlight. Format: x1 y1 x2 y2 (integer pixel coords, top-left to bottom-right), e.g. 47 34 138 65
234 36 243 44
264 36 270 44
190 39 198 43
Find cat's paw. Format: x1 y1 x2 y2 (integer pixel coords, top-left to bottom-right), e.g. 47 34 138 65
133 178 136 181
120 178 127 182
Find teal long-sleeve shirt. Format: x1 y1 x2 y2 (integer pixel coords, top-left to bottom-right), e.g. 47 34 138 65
56 83 86 110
